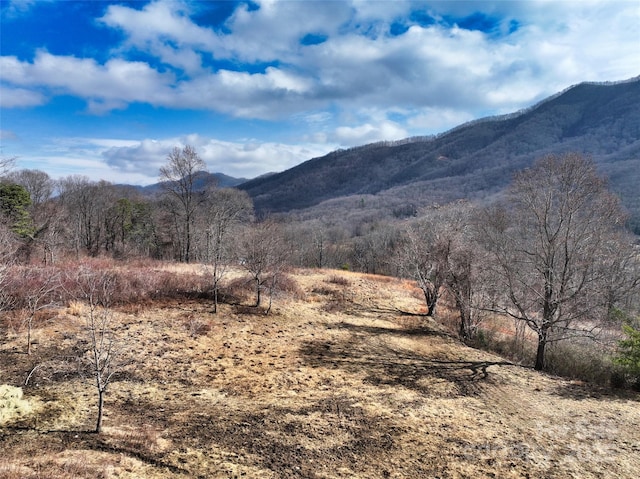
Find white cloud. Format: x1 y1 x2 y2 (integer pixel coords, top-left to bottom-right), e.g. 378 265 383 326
331 120 408 146
99 0 219 73
98 135 335 181
198 138 333 176
16 153 152 185
0 85 46 108
0 52 176 110
219 0 352 62
4 0 639 122
3 0 640 183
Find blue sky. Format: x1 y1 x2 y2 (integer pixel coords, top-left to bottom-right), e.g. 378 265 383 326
1 0 639 185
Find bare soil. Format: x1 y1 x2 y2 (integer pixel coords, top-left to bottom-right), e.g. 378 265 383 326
1 269 638 478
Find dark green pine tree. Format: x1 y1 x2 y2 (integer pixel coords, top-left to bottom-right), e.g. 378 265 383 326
0 183 35 237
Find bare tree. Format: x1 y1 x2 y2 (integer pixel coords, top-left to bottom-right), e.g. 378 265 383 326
159 145 207 263
57 176 116 257
239 220 289 311
0 258 14 345
11 267 60 354
203 187 253 312
351 223 397 275
0 155 16 178
0 229 18 346
73 268 124 433
7 169 53 207
477 153 636 370
397 215 448 317
0 222 18 264
397 202 488 337
437 203 489 340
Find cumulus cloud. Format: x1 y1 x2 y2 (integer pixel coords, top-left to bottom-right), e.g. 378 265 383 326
0 85 46 108
331 123 405 146
3 0 639 181
1 52 176 111
100 135 334 180
3 0 638 121
99 0 220 73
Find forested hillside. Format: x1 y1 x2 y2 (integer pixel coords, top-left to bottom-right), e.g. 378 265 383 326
239 78 640 230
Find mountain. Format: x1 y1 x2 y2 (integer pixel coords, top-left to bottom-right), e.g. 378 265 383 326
137 171 248 195
238 78 640 230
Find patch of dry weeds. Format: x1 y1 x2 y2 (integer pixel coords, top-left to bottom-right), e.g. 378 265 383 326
1 268 638 478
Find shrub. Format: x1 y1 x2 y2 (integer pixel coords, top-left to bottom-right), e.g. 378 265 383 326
326 275 351 286
223 276 254 304
545 340 616 387
276 273 305 300
613 323 640 390
181 313 211 338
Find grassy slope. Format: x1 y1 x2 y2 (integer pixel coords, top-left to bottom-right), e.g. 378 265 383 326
1 268 639 479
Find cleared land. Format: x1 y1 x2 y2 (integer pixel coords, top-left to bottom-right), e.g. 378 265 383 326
1 268 639 478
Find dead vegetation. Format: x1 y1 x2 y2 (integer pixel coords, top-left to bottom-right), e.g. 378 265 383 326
1 268 639 478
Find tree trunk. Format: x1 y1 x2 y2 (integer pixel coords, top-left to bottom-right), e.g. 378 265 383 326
457 301 471 341
427 301 436 317
96 389 104 433
255 278 261 307
212 286 218 314
26 318 32 355
185 217 191 263
534 331 547 371
423 285 437 317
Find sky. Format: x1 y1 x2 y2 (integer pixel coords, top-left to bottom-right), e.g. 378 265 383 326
1 0 639 185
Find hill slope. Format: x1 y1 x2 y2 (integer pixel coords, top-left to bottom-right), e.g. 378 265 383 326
239 78 640 227
1 267 638 478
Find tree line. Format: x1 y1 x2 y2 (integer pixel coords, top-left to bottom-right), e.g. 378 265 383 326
1 149 639 378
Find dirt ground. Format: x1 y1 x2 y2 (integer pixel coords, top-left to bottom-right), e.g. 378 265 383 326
1 268 639 478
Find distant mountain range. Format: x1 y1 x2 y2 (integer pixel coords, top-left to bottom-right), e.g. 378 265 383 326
136 77 640 232
134 171 248 194
236 77 640 231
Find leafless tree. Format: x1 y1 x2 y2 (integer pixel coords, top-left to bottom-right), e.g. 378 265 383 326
57 176 117 257
203 187 253 312
0 155 16 178
7 169 54 207
351 223 397 275
159 145 207 263
283 219 343 269
72 268 125 433
397 202 488 337
0 258 14 345
397 215 448 317
436 203 489 340
0 227 17 344
0 222 18 264
477 153 636 370
239 220 289 311
11 267 60 354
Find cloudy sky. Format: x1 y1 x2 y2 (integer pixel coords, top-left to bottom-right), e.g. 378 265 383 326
1 0 638 184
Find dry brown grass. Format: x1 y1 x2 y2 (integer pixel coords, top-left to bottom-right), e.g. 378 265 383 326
1 267 639 478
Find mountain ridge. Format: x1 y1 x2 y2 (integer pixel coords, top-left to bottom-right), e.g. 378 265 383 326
237 77 640 230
